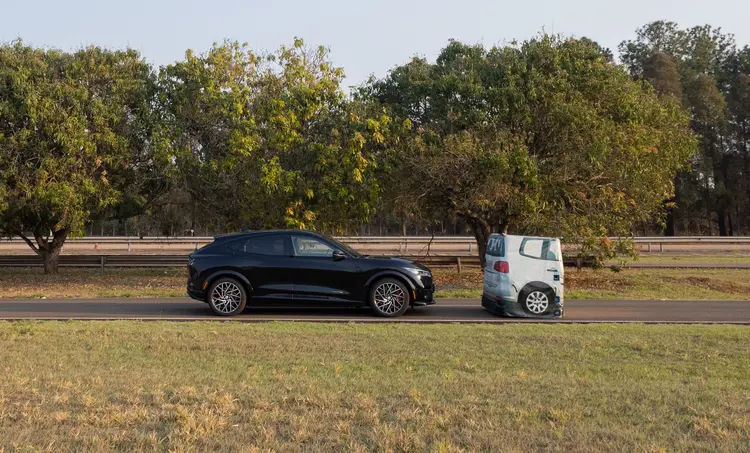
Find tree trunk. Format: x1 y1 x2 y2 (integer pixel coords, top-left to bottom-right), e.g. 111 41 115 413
728 211 734 236
39 248 61 274
664 175 679 236
17 228 68 275
461 214 501 268
664 211 675 236
717 209 727 236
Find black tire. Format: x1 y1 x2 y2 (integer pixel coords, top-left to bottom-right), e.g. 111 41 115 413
369 278 410 317
207 277 247 316
518 285 554 317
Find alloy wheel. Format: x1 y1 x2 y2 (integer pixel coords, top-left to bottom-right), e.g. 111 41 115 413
211 281 243 314
374 282 406 315
526 291 549 315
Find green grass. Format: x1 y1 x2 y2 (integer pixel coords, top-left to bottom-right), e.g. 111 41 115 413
0 322 748 451
3 266 750 301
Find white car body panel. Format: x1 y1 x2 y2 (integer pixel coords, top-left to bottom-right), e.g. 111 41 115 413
482 234 564 317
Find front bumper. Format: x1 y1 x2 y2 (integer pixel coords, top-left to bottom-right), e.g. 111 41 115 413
482 295 563 318
187 286 206 302
412 285 436 306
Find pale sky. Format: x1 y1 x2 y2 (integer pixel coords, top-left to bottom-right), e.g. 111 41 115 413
2 0 748 87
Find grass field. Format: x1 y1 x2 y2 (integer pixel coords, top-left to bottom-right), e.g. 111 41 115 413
3 266 750 301
0 322 748 451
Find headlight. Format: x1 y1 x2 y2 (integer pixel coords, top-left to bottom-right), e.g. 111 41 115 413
405 267 431 277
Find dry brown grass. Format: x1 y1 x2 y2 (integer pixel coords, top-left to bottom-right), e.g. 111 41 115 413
0 268 185 299
0 322 748 451
3 266 750 301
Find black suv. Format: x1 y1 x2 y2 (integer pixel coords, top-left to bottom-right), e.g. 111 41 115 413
187 230 435 317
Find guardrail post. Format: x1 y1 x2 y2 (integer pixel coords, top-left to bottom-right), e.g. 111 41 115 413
127 241 131 252
456 257 462 274
647 242 652 253
194 241 198 251
659 242 663 253
100 256 106 274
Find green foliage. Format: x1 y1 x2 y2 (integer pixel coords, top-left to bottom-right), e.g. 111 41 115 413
160 39 394 233
619 21 750 237
367 35 697 264
0 41 156 271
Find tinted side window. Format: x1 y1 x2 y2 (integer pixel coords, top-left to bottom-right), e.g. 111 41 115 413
292 236 334 257
486 236 505 257
247 236 287 256
226 239 248 253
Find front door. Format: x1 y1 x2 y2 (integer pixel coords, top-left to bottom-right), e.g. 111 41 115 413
289 234 360 304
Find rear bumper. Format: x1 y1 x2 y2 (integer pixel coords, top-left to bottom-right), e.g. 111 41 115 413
482 295 563 318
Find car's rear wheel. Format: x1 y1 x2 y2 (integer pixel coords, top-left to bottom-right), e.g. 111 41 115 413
207 278 247 316
519 287 553 316
370 278 410 317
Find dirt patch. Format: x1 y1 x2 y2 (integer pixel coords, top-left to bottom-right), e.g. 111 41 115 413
565 270 633 292
659 276 748 295
431 268 484 290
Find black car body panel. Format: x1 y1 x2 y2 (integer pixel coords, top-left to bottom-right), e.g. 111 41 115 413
187 230 435 308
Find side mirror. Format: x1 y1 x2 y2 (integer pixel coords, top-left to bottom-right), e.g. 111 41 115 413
332 250 346 261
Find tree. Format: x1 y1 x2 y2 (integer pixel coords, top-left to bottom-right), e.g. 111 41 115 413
160 39 397 235
367 36 697 265
642 52 683 235
620 21 738 235
0 41 156 273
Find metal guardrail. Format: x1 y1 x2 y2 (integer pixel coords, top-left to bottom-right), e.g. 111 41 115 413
0 254 597 271
3 235 750 244
2 235 750 256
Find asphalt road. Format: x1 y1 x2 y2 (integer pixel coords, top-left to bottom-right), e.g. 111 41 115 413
1 298 749 324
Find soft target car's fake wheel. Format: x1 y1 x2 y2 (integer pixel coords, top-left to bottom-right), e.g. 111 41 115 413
524 290 549 315
370 278 409 317
208 278 247 316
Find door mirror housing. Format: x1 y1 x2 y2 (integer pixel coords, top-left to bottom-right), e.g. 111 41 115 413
332 250 347 261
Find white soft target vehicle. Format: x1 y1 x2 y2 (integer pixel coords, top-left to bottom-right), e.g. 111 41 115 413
482 234 564 318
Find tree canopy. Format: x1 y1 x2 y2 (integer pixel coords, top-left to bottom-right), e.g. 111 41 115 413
0 41 157 272
366 36 697 263
159 39 398 234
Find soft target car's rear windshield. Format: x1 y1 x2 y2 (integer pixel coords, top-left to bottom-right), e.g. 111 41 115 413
487 235 505 257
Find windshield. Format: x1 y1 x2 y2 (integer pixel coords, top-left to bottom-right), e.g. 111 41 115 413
324 235 363 258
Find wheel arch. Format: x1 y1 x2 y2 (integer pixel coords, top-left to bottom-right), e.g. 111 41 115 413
518 281 554 298
364 271 417 303
204 270 253 294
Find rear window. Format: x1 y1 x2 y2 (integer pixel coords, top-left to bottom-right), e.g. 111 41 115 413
248 236 287 256
486 235 505 257
228 236 287 256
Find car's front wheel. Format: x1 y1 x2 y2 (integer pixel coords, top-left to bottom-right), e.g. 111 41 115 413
207 277 247 316
370 278 410 317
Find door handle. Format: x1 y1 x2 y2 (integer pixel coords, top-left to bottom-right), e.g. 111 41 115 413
547 268 559 272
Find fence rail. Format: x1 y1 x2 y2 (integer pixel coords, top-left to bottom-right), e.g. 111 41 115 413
1 236 750 258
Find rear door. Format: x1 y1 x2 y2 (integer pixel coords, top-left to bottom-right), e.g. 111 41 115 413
235 234 297 302
483 234 509 300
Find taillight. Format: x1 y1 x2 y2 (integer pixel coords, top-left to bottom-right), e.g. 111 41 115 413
493 261 509 273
